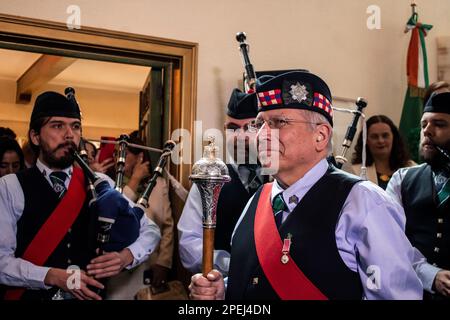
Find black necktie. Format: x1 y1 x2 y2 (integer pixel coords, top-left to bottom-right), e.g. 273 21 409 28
49 171 68 198
241 164 261 195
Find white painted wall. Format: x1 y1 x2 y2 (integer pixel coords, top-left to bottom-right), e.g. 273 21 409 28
1 0 449 136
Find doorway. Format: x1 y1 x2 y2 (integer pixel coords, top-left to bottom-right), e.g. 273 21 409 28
0 13 197 188
0 13 197 290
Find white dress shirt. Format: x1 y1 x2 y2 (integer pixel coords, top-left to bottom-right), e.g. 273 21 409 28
0 159 160 290
178 164 263 276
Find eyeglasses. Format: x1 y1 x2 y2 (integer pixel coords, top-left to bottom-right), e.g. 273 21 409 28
224 122 254 133
248 116 322 132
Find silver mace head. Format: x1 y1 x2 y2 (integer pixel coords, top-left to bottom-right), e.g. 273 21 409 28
190 137 231 228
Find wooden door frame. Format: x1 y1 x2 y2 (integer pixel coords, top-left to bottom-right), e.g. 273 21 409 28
0 13 197 189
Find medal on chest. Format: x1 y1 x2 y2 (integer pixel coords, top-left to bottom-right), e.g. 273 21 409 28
281 233 292 264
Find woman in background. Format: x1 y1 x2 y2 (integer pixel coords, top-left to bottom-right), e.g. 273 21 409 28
351 115 415 189
82 138 115 174
0 137 25 177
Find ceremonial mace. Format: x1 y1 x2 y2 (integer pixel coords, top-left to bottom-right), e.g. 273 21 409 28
190 138 230 276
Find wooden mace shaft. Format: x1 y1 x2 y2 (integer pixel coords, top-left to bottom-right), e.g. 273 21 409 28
202 228 215 277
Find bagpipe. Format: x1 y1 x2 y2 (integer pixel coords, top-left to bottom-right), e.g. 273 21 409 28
236 32 256 93
436 146 450 172
88 135 177 207
332 97 368 170
67 86 177 250
102 133 176 207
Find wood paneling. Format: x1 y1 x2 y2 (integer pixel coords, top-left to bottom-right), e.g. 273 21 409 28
16 54 76 103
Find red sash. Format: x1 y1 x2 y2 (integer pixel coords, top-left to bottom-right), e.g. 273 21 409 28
254 183 328 300
4 167 87 300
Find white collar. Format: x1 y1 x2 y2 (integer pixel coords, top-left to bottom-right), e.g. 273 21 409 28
36 159 73 179
272 158 328 212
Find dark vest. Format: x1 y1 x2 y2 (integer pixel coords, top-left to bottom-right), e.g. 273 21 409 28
9 166 95 300
214 164 265 252
401 164 450 271
227 166 363 300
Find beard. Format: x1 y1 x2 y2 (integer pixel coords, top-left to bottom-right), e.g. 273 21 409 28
420 139 450 170
41 141 77 169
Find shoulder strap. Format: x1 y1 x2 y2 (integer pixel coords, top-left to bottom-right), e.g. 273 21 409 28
254 183 328 300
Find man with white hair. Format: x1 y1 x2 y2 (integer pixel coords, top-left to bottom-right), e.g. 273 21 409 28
189 71 422 300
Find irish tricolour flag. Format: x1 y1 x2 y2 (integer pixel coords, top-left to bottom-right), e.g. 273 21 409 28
399 12 432 162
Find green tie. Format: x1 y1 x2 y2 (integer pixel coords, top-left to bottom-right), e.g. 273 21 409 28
437 179 450 207
272 193 287 227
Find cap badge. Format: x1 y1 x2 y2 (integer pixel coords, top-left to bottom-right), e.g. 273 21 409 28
289 82 309 103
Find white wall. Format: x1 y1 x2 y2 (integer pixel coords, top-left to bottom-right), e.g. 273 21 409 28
1 0 450 134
